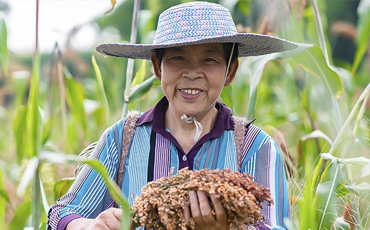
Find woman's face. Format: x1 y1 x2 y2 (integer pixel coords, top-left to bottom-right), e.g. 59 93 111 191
152 43 238 117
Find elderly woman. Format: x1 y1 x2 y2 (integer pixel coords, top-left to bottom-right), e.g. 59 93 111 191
47 2 297 230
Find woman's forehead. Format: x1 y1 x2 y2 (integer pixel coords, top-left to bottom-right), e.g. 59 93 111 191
164 43 225 55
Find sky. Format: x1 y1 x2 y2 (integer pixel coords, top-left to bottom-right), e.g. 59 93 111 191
3 0 124 54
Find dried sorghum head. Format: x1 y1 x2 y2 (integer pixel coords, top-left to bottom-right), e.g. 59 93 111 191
132 168 273 230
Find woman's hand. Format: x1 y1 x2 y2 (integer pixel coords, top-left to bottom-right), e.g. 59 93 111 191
184 190 229 230
66 207 131 230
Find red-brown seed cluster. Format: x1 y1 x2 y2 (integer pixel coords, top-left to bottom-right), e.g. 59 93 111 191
132 168 273 230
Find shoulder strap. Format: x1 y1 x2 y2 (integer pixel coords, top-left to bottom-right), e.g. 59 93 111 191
232 116 248 172
232 116 256 172
116 111 140 189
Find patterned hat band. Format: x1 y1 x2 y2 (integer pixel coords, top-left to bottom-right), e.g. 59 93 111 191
96 1 297 60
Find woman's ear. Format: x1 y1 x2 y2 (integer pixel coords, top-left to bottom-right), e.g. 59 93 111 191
151 52 162 81
224 59 239 86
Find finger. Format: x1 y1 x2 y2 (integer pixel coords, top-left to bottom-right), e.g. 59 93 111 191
91 222 111 230
184 202 191 223
210 193 227 223
189 191 200 217
109 208 122 230
97 208 121 230
197 191 215 223
112 208 122 221
106 218 121 230
189 191 205 226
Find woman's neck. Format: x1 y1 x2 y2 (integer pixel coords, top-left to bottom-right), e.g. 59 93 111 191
165 104 219 154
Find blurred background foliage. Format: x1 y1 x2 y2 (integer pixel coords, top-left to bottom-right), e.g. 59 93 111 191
0 0 369 229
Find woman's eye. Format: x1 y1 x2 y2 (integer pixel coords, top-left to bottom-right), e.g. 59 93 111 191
205 58 217 62
172 56 184 60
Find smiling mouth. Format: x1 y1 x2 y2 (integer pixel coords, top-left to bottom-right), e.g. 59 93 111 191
181 89 201 95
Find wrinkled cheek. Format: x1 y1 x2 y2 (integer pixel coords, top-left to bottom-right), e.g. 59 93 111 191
161 82 174 99
213 83 225 94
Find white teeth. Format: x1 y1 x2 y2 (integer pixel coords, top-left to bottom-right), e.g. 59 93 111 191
182 89 200 95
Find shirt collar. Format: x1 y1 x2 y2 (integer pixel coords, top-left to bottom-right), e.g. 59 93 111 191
137 97 234 137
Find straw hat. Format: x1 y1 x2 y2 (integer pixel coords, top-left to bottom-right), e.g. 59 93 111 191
95 1 297 60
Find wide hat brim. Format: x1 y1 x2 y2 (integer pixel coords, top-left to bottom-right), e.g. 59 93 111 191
95 33 298 60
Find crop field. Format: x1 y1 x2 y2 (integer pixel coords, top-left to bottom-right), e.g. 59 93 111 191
0 0 369 229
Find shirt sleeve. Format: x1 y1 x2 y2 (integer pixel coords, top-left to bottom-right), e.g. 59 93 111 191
240 127 290 229
47 121 124 230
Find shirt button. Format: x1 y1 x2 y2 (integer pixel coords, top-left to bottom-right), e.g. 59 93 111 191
182 155 187 161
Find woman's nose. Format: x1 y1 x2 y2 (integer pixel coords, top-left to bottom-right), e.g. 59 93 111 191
184 63 203 80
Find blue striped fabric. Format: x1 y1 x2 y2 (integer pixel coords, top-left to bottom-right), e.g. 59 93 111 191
47 100 290 230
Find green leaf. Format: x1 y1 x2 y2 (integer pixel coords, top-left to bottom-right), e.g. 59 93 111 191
39 175 49 216
247 43 311 119
0 190 7 229
338 156 370 167
32 171 42 229
297 139 318 176
132 61 151 86
220 85 233 109
0 17 9 75
8 200 32 230
13 105 27 162
41 117 51 146
299 155 317 230
40 222 47 230
236 0 251 14
153 77 161 86
336 181 351 198
92 55 111 126
84 160 131 230
315 160 340 230
293 45 343 99
312 157 325 189
320 153 337 161
54 177 75 201
0 166 6 230
27 53 42 158
353 0 370 74
40 152 131 230
66 117 80 154
333 217 350 230
39 151 82 164
283 219 298 230
301 130 333 146
87 160 128 206
321 155 370 172
228 68 248 116
129 75 156 101
12 71 30 106
345 182 370 195
316 180 337 229
327 84 370 157
0 189 9 202
64 74 87 135
360 161 370 178
17 157 39 197
347 199 363 229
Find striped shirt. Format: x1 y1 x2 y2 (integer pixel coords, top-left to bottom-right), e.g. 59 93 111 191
47 97 290 230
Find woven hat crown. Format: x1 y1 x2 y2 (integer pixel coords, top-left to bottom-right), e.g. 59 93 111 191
154 2 237 45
